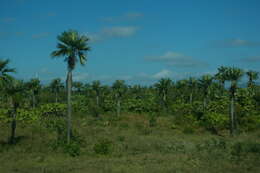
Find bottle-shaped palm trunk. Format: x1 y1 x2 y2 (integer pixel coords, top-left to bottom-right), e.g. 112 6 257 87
66 69 72 144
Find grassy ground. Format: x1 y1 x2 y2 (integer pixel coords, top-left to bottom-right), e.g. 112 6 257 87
1 113 260 173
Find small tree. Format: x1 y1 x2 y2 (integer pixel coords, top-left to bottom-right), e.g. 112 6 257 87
5 79 26 144
198 74 213 111
112 80 127 117
26 78 41 108
154 78 172 111
50 78 64 103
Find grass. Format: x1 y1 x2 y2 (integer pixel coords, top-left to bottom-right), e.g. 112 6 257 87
0 113 260 173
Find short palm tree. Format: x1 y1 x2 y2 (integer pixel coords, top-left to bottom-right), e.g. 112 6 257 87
225 67 244 136
246 70 259 88
50 78 64 103
26 78 41 108
92 80 101 107
187 77 197 104
112 80 127 117
51 29 91 144
0 59 16 86
155 78 172 111
215 66 228 88
198 74 213 111
4 79 25 144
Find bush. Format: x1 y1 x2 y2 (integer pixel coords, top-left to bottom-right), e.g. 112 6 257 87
201 112 229 133
93 138 113 155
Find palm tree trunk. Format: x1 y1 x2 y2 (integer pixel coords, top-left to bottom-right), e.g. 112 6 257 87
203 97 207 112
55 91 58 103
32 93 36 108
9 105 17 144
230 96 235 136
66 69 72 144
117 98 121 117
96 95 99 107
189 92 193 104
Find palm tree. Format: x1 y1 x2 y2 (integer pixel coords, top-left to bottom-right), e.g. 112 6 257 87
73 81 84 94
187 77 197 104
112 80 127 117
4 79 25 144
225 67 244 136
154 78 172 111
50 78 64 103
198 74 213 111
246 70 259 88
215 66 228 88
92 80 101 107
0 59 15 87
51 29 91 144
26 78 41 108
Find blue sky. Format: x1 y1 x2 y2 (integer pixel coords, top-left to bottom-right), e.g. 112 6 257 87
1 0 260 85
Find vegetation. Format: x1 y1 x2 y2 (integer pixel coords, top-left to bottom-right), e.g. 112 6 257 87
0 30 259 172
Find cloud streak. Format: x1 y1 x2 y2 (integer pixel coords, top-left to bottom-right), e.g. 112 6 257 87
32 32 50 39
211 38 260 48
242 56 260 63
88 26 139 43
101 12 143 22
146 51 208 68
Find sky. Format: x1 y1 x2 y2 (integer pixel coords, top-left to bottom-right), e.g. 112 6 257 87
0 0 260 85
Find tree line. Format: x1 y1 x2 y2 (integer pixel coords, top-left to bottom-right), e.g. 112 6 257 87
0 30 259 146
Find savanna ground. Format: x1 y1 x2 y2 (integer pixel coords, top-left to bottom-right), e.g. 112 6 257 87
1 113 260 173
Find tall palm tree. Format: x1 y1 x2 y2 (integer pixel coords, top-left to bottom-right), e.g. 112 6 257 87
246 70 259 88
51 29 91 144
198 74 213 111
225 67 244 136
155 78 172 111
112 80 127 117
50 78 64 103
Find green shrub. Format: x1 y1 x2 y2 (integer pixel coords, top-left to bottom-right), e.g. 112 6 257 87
201 112 228 133
93 138 113 155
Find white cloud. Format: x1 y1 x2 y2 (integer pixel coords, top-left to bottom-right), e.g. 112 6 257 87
87 26 139 43
147 51 208 68
152 69 172 79
102 26 138 37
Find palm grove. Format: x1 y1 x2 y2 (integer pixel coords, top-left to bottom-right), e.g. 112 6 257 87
0 29 260 148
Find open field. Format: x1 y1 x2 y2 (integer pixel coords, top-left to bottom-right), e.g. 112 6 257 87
1 113 260 173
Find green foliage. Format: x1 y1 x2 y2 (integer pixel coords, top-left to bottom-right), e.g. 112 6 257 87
202 112 229 132
93 138 113 155
0 108 39 124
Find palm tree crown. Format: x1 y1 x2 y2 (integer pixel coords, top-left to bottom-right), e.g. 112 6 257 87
51 30 91 70
0 59 16 83
246 70 259 87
